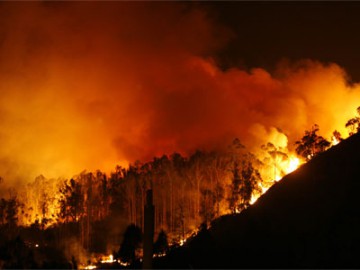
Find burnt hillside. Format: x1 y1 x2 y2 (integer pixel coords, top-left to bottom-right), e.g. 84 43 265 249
159 132 360 268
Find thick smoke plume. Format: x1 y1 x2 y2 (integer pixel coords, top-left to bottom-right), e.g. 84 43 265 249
0 2 359 186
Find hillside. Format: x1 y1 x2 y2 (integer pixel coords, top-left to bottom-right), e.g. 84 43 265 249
157 132 360 268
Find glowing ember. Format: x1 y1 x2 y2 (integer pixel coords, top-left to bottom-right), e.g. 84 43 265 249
118 260 130 267
100 254 116 264
83 265 96 270
153 252 166 258
179 239 186 246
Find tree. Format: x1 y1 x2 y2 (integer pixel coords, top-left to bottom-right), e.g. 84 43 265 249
228 158 241 214
117 224 143 264
261 142 288 181
0 198 6 225
295 124 330 161
5 197 19 228
109 166 127 218
332 130 343 145
58 179 84 223
228 138 245 214
345 107 360 136
237 154 262 211
206 151 227 218
199 188 215 225
153 229 169 255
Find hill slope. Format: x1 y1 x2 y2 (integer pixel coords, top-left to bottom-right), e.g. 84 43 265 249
158 132 360 268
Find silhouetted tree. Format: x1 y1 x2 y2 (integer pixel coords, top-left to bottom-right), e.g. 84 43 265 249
154 229 169 255
237 154 262 211
117 224 142 264
227 139 262 213
332 130 343 144
58 179 84 223
295 124 330 161
0 198 6 225
199 188 215 225
6 197 19 228
345 106 360 135
228 138 245 213
108 166 127 218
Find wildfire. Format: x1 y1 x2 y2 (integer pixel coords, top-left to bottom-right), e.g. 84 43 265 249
250 154 302 205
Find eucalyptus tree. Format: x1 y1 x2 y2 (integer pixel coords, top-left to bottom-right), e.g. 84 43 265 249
295 124 330 161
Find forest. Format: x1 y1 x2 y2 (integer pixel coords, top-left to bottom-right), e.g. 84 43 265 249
0 107 359 268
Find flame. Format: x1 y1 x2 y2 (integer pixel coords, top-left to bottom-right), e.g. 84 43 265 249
179 239 186 246
16 176 63 227
100 254 116 264
285 156 301 174
83 265 96 270
260 183 270 194
118 260 130 267
83 254 131 270
250 194 259 205
332 136 340 146
250 153 302 205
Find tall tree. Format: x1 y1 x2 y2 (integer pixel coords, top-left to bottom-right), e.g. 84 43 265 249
58 179 84 223
228 138 262 213
237 154 262 211
5 197 19 227
295 124 330 161
228 138 245 213
199 188 215 224
0 198 6 225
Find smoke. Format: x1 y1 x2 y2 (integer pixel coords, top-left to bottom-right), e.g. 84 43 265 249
0 2 359 186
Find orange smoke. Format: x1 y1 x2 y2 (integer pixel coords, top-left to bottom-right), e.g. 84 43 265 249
0 2 359 187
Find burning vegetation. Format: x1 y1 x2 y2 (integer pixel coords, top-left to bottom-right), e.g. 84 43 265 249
1 2 360 269
0 107 359 268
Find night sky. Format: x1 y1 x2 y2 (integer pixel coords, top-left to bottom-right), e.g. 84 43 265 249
209 2 360 82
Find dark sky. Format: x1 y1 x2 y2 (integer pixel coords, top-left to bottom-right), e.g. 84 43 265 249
206 2 360 82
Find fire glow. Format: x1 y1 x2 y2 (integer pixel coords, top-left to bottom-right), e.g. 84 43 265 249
0 2 360 188
1 2 360 268
250 154 302 205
